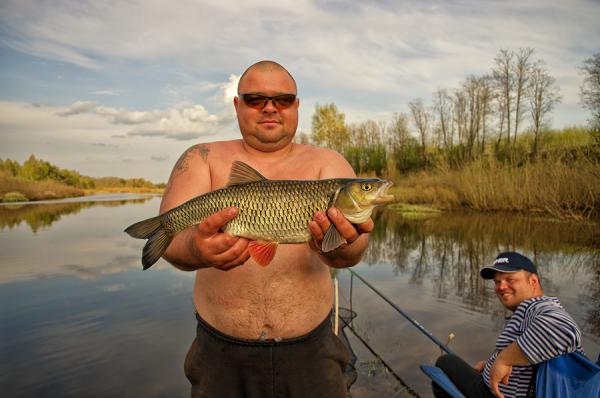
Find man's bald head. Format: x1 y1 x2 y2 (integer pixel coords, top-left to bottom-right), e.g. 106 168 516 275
237 61 297 94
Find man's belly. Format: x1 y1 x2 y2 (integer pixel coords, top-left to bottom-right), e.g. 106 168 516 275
192 245 334 340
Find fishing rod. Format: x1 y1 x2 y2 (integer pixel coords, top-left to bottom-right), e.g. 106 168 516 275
338 313 420 398
347 268 456 357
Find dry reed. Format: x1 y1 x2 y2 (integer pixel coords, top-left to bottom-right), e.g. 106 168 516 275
392 156 600 220
0 173 84 201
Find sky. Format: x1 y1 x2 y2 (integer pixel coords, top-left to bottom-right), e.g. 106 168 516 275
1 0 599 183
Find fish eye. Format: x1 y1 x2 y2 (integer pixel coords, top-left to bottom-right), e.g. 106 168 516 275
361 183 373 191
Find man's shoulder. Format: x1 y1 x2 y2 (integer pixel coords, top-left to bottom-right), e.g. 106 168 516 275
299 144 345 159
182 139 241 156
520 296 579 329
175 140 241 167
294 144 354 178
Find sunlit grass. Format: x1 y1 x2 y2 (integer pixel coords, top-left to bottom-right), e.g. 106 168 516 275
392 155 599 220
0 172 84 202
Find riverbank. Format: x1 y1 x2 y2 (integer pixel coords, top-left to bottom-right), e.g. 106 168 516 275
1 155 164 203
389 154 599 220
3 152 598 220
0 171 163 203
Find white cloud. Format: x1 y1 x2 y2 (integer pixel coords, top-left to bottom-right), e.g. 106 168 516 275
90 90 121 96
0 79 240 181
1 0 599 157
53 101 237 141
56 101 97 116
222 74 240 102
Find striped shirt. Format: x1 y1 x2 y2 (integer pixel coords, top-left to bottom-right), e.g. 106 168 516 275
482 296 583 398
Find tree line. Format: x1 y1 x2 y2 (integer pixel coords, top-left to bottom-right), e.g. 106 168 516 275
0 155 162 189
304 49 600 176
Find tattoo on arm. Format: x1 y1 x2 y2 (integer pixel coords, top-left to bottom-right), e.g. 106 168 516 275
173 144 210 174
163 144 210 198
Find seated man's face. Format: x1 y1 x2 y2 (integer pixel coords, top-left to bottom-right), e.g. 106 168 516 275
493 271 538 311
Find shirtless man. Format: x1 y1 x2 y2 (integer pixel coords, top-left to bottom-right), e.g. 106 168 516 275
159 61 373 398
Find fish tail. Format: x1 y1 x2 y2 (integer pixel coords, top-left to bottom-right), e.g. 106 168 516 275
124 215 172 270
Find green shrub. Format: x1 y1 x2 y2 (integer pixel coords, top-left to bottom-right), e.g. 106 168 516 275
2 191 28 203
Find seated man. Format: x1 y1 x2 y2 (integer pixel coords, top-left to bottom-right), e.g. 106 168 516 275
434 251 583 398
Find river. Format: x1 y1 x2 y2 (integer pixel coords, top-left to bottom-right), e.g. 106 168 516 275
1 194 598 397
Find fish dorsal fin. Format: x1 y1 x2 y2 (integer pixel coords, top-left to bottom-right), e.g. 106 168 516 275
227 161 268 186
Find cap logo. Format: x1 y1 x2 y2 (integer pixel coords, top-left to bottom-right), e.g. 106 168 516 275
494 257 509 265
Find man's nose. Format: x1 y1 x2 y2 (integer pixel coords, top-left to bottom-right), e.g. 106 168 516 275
262 99 277 112
495 280 508 291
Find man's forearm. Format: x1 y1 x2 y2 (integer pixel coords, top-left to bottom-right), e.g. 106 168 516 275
496 342 531 366
488 341 532 398
162 228 206 271
319 234 369 268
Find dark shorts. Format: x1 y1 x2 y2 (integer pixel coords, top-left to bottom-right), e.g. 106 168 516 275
184 312 350 398
433 354 495 398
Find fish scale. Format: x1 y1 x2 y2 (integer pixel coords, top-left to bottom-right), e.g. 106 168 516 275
124 160 394 269
165 179 341 243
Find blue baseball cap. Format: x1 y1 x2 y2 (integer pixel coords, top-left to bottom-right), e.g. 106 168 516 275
480 251 537 279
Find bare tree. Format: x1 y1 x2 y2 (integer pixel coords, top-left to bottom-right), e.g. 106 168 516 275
348 119 382 147
409 98 431 164
388 112 411 151
463 76 481 160
455 75 493 160
529 61 561 158
513 48 535 144
478 76 494 156
433 88 454 151
492 49 515 146
453 90 468 147
580 53 600 136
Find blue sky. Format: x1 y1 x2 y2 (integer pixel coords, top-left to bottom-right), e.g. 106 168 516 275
1 0 599 182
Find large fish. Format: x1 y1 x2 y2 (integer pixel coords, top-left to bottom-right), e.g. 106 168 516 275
125 161 394 269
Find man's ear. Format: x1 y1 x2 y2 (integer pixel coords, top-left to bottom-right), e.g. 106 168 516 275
529 273 540 287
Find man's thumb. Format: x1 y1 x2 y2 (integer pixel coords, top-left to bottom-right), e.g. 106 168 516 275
197 207 238 237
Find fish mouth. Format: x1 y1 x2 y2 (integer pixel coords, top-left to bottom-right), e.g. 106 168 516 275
373 181 395 204
373 194 395 205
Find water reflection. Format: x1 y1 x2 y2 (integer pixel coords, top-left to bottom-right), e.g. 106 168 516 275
0 196 154 233
0 195 161 284
365 209 600 334
0 196 598 398
336 208 599 396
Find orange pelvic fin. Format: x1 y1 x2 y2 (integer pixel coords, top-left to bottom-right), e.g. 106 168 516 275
248 241 278 267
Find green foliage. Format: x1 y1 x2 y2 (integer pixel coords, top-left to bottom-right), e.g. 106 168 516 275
580 53 600 131
2 191 28 203
344 144 387 176
0 155 160 191
311 103 349 152
0 158 21 176
393 138 424 173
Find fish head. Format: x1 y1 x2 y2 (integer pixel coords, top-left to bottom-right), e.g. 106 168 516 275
335 178 395 224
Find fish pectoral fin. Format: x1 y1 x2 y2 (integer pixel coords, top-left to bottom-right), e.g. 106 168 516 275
322 225 347 252
248 241 278 267
227 161 268 186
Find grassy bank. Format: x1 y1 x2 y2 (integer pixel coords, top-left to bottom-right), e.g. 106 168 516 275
83 187 164 195
0 173 164 202
0 155 164 202
0 173 85 202
391 154 600 220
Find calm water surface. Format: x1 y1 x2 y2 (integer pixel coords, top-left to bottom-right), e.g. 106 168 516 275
1 195 598 397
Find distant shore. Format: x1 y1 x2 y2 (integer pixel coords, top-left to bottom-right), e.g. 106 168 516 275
1 183 164 203
1 155 165 203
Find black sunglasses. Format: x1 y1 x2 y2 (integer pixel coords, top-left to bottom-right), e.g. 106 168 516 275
239 93 297 109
